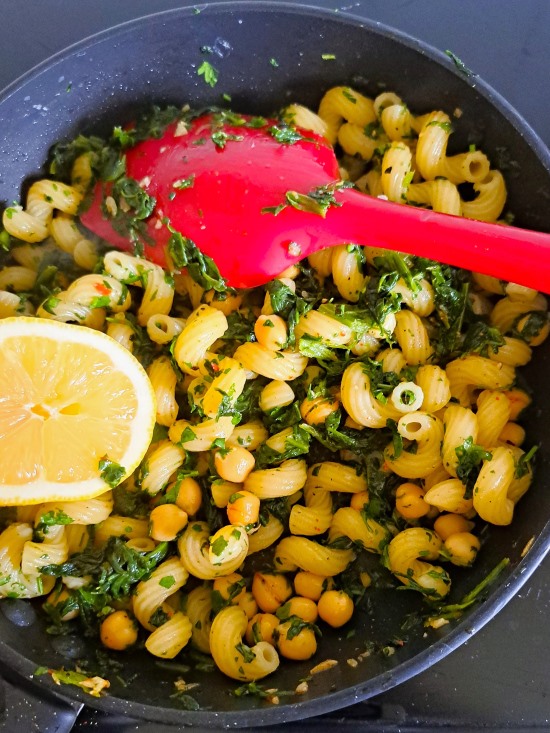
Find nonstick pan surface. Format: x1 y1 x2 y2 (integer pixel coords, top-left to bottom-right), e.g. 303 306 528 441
0 3 549 727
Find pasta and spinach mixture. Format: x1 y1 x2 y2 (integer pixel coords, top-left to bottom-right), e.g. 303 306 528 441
0 85 548 685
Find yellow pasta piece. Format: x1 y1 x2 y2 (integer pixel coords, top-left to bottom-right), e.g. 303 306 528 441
273 536 354 576
388 527 450 598
210 606 279 681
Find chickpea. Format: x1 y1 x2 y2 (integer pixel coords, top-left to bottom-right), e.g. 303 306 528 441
293 572 333 602
395 482 430 520
252 572 293 613
211 479 241 508
433 513 475 541
185 454 205 479
245 612 279 646
149 503 188 542
45 587 78 622
350 490 370 511
279 596 318 624
444 532 480 567
204 289 243 316
299 395 340 426
212 572 246 604
100 610 138 651
317 590 354 628
238 591 259 620
227 490 260 527
214 446 255 483
276 620 317 660
254 314 288 351
174 476 202 516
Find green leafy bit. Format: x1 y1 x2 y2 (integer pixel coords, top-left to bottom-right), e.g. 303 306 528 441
515 445 537 478
514 311 549 343
342 88 357 103
167 227 228 293
455 437 492 499
255 424 311 468
172 174 195 190
170 691 201 710
444 50 475 77
179 426 198 444
112 484 151 518
386 418 403 459
159 575 176 589
211 130 244 149
462 321 505 356
35 667 110 697
265 278 318 347
111 177 156 220
210 535 228 557
35 510 74 537
268 124 308 145
41 537 169 600
235 642 256 663
285 180 353 218
322 53 336 60
197 60 218 87
428 264 469 357
98 457 126 489
426 120 453 134
211 577 247 613
428 557 510 621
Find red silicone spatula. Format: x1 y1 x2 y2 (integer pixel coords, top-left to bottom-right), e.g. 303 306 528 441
81 113 550 292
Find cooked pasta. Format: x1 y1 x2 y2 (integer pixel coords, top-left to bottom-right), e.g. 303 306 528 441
0 83 545 687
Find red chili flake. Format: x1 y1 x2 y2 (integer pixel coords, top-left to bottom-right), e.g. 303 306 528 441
94 282 112 296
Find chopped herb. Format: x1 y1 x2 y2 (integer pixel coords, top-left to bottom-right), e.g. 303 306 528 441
159 575 176 589
197 60 218 87
428 558 509 621
167 227 228 293
41 537 169 601
255 424 311 468
342 88 357 103
270 58 279 68
211 130 244 148
455 437 492 498
268 124 307 145
172 174 195 190
462 321 505 356
515 445 537 478
35 510 74 537
285 180 353 218
321 53 336 60
235 642 256 663
98 457 126 489
210 535 228 557
444 50 475 77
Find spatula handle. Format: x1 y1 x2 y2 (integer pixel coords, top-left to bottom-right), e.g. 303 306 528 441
326 189 550 293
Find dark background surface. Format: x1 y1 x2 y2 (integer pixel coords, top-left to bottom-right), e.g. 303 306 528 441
0 1 549 731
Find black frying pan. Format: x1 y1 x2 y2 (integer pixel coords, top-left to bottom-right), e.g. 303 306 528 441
0 3 550 727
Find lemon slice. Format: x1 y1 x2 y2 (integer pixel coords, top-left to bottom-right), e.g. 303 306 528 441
0 317 156 505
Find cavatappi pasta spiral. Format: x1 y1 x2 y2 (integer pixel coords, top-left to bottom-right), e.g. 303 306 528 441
0 85 546 686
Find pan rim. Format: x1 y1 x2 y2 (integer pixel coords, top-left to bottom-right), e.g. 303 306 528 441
1 1 550 726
